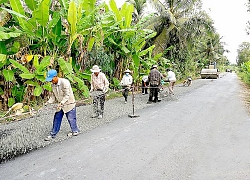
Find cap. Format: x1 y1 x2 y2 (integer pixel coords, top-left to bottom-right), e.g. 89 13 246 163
90 65 101 72
46 69 57 82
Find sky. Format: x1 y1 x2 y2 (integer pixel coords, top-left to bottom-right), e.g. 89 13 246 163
202 0 250 64
106 0 250 64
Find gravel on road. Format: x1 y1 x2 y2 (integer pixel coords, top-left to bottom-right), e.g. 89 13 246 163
0 76 226 163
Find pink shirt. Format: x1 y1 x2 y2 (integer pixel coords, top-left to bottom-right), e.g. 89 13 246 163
91 72 109 91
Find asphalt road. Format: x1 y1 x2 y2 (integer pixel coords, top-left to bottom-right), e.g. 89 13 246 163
1 73 250 180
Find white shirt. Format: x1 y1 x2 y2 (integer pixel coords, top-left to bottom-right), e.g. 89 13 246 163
142 75 148 82
167 71 176 82
120 74 133 86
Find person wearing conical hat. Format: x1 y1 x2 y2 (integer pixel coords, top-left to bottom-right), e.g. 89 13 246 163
120 69 133 104
90 65 109 119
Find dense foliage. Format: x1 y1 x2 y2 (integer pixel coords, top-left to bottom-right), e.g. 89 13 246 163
0 0 228 110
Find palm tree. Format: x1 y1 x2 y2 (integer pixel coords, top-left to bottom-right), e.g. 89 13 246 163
147 0 202 55
126 0 147 23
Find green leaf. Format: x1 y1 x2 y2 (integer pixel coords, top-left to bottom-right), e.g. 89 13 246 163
0 86 4 96
121 3 133 28
32 0 50 27
0 41 7 54
132 54 140 68
0 54 6 62
34 86 43 96
109 0 121 23
43 83 52 91
121 46 130 54
36 75 46 82
68 1 77 35
20 73 35 79
0 31 22 41
0 0 8 4
8 98 15 107
77 73 91 81
25 80 39 86
139 45 155 56
11 42 20 54
58 57 73 75
36 56 51 74
48 11 60 28
33 55 39 68
9 0 25 15
87 37 95 51
9 59 30 73
24 0 38 11
0 54 7 69
72 76 85 90
52 18 62 37
82 0 96 15
3 69 14 81
8 0 28 29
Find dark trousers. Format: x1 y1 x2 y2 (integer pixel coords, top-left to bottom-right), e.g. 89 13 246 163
122 87 129 101
149 85 159 102
142 80 149 94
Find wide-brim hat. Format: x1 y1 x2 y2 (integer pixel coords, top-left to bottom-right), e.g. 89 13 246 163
124 69 131 73
90 65 101 72
152 65 157 68
46 69 57 82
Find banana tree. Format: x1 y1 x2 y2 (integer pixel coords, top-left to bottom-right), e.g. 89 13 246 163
8 55 51 104
106 0 157 82
0 54 17 109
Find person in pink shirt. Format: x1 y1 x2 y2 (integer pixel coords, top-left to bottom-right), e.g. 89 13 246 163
90 65 109 119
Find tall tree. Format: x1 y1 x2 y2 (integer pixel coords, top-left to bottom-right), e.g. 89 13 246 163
126 0 147 23
237 42 250 66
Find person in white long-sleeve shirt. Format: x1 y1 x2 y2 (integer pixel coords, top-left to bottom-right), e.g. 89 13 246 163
166 68 176 95
120 69 133 104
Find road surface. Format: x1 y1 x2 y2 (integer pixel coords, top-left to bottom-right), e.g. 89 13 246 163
1 73 250 180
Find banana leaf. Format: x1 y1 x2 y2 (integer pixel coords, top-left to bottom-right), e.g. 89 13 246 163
34 86 43 96
9 59 30 73
3 69 14 81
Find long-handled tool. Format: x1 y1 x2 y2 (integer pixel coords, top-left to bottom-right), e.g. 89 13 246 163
128 85 140 118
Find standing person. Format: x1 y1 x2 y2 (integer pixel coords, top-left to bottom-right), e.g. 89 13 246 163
90 65 109 119
166 68 176 95
142 75 149 95
147 65 162 103
44 69 80 141
120 69 133 104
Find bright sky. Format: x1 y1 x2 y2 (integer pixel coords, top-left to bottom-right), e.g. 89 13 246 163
106 0 250 64
202 0 250 64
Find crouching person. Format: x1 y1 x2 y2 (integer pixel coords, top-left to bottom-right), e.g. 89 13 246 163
44 69 80 141
90 65 109 119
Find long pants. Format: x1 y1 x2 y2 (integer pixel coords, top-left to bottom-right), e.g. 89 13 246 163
148 85 159 102
122 87 129 101
142 80 149 94
93 92 105 116
50 107 79 137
